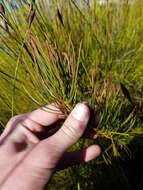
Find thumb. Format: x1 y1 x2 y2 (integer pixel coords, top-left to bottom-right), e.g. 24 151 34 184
49 103 90 151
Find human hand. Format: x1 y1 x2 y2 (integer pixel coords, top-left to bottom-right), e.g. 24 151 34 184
0 103 101 190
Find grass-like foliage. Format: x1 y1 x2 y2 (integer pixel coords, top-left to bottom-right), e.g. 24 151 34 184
1 0 143 189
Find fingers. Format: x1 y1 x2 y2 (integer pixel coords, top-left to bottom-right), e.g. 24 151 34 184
1 117 42 144
0 102 63 142
28 103 64 126
8 122 40 144
21 103 100 171
48 103 90 152
0 114 27 140
56 145 101 171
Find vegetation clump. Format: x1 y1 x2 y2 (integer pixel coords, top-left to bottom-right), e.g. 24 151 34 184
1 0 143 189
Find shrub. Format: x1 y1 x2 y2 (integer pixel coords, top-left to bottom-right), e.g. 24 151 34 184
1 0 143 189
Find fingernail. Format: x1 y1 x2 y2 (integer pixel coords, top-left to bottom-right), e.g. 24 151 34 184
82 101 89 105
82 101 93 109
72 103 89 121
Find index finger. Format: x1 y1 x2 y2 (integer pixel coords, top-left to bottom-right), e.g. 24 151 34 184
28 102 64 126
0 103 64 143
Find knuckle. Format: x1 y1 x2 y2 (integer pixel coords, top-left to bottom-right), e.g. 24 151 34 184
9 114 27 124
7 115 26 128
61 125 76 139
61 120 83 139
9 115 19 123
22 119 43 132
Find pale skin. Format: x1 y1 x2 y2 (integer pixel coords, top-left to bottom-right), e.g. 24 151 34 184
0 103 101 190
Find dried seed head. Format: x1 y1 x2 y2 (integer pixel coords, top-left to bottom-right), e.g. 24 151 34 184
0 3 9 31
0 3 5 14
28 5 35 28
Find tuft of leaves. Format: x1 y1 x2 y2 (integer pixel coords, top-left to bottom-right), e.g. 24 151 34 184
1 0 143 189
